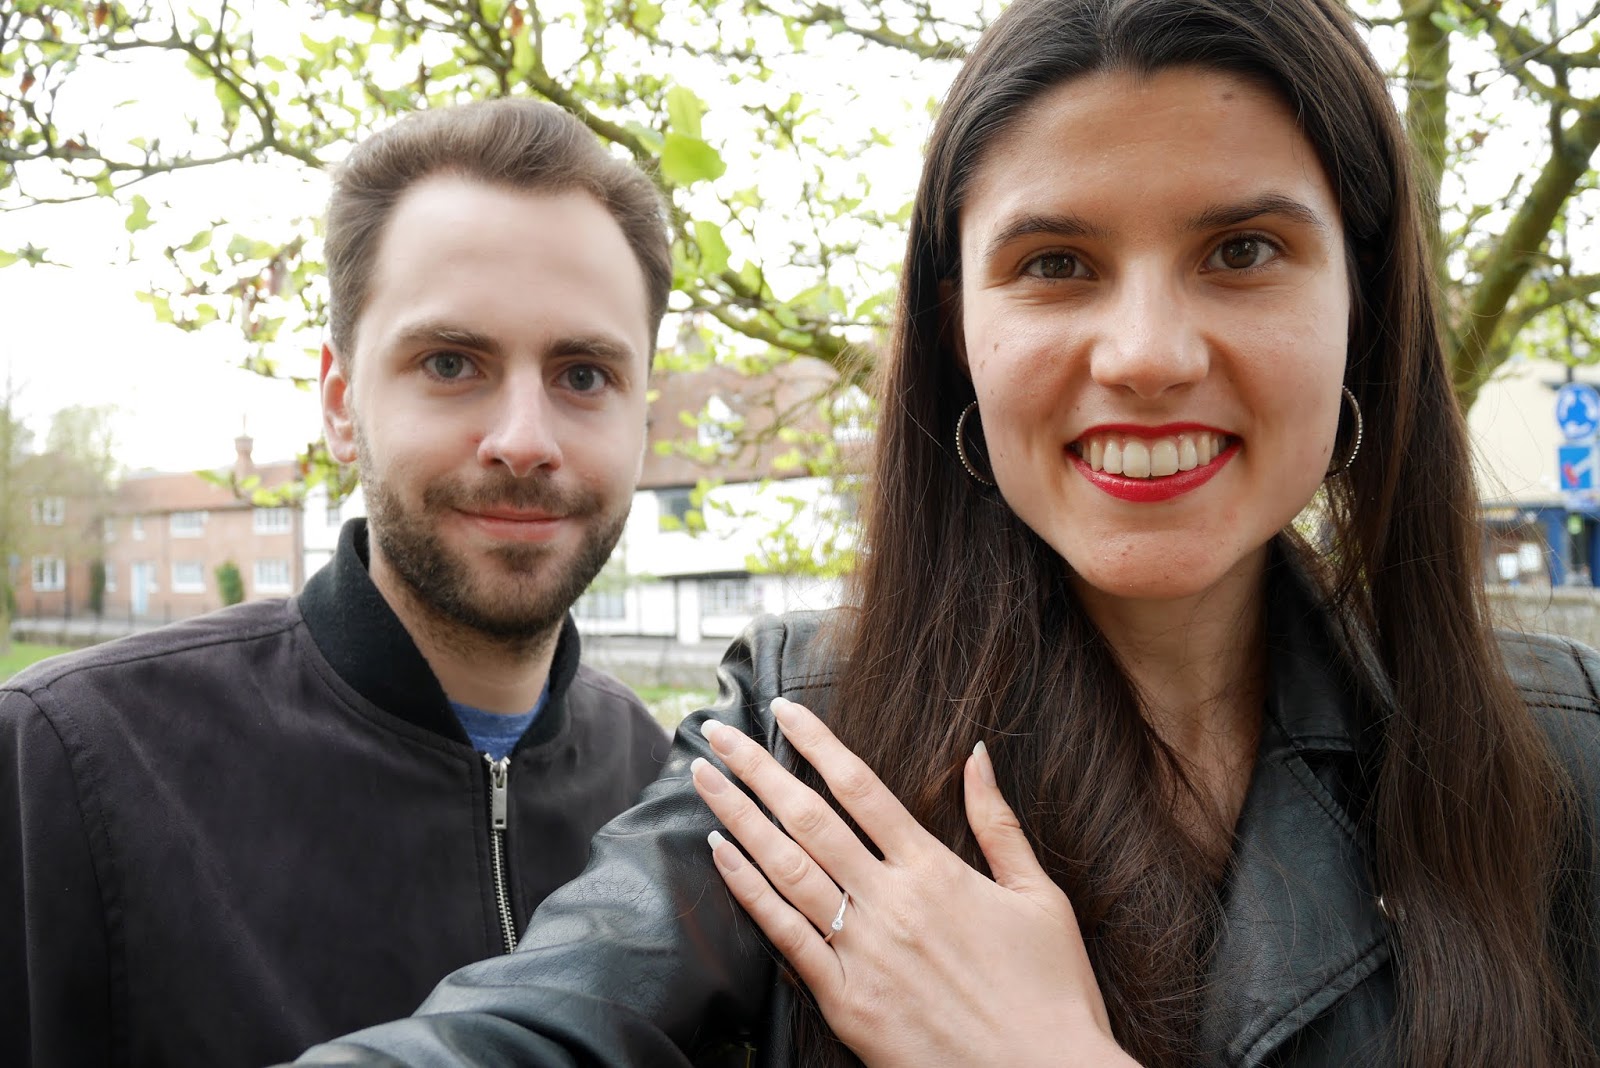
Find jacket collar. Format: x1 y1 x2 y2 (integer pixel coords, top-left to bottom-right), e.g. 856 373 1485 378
297 518 584 747
1199 547 1390 1064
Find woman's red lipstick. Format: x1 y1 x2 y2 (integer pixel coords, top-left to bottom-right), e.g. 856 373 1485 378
1069 425 1238 503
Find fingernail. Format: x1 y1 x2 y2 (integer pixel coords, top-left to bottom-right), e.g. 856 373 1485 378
699 718 734 754
691 756 727 794
973 740 996 786
708 829 743 870
769 697 794 724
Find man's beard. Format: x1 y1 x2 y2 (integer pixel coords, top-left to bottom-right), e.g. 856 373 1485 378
357 437 627 647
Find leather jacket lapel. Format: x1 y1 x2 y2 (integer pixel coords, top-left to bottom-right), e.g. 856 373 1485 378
1200 552 1392 1065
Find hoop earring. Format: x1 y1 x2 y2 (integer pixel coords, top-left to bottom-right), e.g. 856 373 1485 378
956 401 996 488
1326 386 1364 478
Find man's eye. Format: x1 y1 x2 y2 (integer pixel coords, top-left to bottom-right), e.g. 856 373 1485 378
1023 253 1088 280
423 352 474 380
1207 236 1277 271
564 365 606 393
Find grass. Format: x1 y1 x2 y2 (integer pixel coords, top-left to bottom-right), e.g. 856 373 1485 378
0 642 74 683
635 685 718 732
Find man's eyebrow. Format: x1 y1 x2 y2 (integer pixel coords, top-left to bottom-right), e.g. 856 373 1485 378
1187 194 1330 234
984 211 1111 261
551 336 636 363
394 321 503 357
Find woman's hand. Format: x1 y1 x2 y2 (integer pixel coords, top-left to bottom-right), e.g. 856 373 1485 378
690 697 1140 1068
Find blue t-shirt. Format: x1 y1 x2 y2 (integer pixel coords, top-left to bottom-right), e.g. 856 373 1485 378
451 684 548 760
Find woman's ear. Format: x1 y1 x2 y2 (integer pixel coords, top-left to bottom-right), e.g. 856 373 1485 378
938 280 969 375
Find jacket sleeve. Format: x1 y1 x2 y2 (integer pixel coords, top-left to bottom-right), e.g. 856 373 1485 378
0 684 115 1068
293 616 822 1068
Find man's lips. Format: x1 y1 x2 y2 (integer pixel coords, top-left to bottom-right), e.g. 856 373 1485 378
456 507 568 542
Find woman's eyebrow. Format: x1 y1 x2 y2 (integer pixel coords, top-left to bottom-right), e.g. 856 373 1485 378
1187 193 1329 234
983 211 1111 261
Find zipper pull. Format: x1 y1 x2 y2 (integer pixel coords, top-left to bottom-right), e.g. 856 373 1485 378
487 755 510 830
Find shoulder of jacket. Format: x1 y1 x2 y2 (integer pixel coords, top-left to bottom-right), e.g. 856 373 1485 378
570 662 644 705
737 609 841 696
2 599 300 698
1497 628 1600 717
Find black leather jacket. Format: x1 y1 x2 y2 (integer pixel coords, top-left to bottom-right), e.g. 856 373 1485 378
295 564 1600 1068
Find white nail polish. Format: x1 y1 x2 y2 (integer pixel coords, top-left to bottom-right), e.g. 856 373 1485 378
708 829 728 850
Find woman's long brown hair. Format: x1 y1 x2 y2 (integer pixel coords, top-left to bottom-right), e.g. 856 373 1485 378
788 0 1593 1064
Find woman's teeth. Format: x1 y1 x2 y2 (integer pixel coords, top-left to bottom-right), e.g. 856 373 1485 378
1081 432 1228 478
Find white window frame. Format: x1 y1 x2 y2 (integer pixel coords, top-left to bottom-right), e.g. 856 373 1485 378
253 558 292 593
700 577 753 618
103 561 117 593
32 497 65 526
574 587 627 621
170 511 208 539
103 516 117 542
253 506 292 535
131 516 145 540
31 557 65 592
171 561 206 594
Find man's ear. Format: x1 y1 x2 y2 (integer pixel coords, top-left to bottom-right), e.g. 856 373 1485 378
320 344 359 465
938 280 969 376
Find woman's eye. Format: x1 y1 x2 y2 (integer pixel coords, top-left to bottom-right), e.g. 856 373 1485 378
1024 252 1088 280
1208 236 1277 271
422 352 475 380
564 365 606 393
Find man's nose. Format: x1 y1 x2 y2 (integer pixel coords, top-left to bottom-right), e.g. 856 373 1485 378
477 372 562 478
1088 273 1210 398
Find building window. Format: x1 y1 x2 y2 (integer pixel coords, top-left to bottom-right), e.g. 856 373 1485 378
170 511 207 538
254 558 292 593
325 501 343 528
696 395 740 454
31 557 65 592
253 506 292 535
700 577 754 618
103 562 117 593
657 487 693 531
574 587 627 620
103 516 116 542
32 497 65 526
131 516 145 540
171 561 205 593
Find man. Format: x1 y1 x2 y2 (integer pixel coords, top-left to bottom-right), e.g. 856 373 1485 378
0 99 672 1067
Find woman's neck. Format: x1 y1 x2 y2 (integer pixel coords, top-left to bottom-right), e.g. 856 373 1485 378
1074 551 1270 860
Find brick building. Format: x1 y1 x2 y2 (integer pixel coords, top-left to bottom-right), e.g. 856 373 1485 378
99 436 304 624
9 450 110 621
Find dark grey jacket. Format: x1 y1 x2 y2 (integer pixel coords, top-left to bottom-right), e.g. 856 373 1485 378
294 563 1600 1068
0 520 669 1068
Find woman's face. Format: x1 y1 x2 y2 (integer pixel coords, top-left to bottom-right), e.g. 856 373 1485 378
956 66 1349 607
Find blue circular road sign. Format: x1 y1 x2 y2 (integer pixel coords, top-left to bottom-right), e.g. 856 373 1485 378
1557 382 1600 441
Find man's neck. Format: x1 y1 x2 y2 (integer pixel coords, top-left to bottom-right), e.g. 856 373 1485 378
367 546 559 716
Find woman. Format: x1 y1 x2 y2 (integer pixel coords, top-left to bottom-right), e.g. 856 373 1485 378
295 0 1600 1064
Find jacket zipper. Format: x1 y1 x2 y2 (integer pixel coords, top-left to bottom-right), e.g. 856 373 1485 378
485 754 517 954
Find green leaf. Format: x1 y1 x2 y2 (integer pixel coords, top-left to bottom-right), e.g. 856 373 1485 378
665 86 705 140
660 133 725 185
693 221 730 276
634 0 663 32
0 250 20 269
124 194 153 233
182 228 213 253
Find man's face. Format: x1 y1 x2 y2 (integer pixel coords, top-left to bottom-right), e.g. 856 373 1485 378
321 175 653 645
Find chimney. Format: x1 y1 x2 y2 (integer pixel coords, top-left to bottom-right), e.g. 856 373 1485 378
234 434 255 482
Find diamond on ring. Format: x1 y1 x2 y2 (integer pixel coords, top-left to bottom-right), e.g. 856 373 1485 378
823 889 850 944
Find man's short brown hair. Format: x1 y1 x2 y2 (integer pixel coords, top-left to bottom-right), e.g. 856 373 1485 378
324 98 671 363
